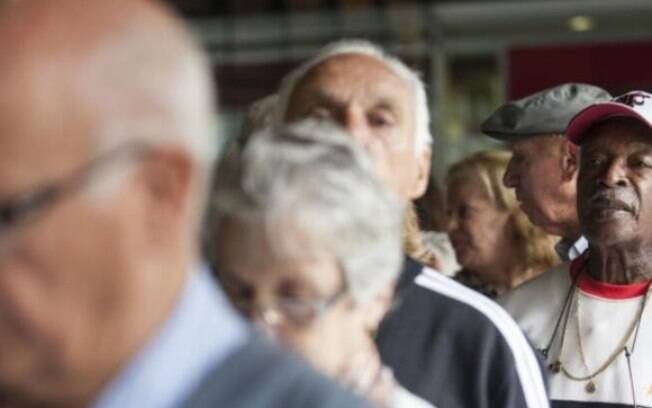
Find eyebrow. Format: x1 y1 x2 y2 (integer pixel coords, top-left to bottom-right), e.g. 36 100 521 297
630 149 652 159
374 98 401 113
296 89 339 107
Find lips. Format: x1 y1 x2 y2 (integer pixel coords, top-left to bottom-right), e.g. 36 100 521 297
588 193 635 218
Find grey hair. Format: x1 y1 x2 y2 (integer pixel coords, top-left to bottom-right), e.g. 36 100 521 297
75 6 219 226
274 39 432 152
238 94 279 148
211 119 404 304
86 27 218 172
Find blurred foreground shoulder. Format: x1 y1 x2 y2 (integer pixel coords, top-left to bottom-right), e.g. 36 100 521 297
184 335 369 408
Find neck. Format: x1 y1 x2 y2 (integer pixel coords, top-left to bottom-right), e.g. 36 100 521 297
587 244 652 284
559 220 581 243
75 259 189 408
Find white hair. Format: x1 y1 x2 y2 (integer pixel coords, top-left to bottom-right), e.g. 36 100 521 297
275 39 432 152
75 10 218 225
212 119 404 304
83 26 218 172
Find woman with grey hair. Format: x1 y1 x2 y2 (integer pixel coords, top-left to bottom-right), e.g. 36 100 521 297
208 120 433 408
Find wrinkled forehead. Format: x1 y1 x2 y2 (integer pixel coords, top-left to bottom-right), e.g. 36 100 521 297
509 134 563 154
0 59 96 193
288 53 416 113
580 119 652 155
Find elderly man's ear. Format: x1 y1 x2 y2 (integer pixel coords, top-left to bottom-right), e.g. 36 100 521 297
409 147 432 199
138 148 194 243
560 140 580 182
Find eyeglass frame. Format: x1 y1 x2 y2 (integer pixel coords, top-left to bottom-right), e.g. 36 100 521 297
0 142 151 236
227 277 349 328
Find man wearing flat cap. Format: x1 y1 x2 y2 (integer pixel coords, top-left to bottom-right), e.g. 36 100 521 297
483 83 611 262
500 91 652 407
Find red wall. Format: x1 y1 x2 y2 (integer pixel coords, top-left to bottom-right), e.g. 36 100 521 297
508 42 652 99
215 61 299 109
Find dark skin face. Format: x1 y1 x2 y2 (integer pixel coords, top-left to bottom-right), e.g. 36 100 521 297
578 118 652 283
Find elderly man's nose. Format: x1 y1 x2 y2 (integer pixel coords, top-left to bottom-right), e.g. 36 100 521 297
343 110 373 147
445 213 458 232
600 160 629 187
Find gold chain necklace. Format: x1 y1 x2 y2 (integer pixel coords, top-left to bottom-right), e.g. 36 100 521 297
552 283 652 393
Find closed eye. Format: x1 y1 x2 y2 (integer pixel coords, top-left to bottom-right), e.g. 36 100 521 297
629 156 652 169
583 155 605 167
368 111 395 128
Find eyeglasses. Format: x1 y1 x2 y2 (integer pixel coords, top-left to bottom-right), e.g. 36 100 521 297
0 143 149 235
231 284 348 328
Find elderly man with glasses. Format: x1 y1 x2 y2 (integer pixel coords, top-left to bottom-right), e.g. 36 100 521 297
499 91 652 407
0 1 367 407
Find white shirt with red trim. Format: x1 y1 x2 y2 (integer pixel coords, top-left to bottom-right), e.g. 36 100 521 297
499 257 652 408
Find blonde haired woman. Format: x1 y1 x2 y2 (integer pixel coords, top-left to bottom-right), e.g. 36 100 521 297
446 150 559 298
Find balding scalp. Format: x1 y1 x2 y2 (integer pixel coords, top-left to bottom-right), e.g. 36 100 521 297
0 0 218 170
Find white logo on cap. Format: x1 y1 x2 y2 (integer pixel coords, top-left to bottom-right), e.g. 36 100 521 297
568 90 652 144
616 92 651 108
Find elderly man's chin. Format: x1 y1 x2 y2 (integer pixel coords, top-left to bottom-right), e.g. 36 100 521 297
0 359 73 408
583 208 638 245
0 329 61 403
0 360 40 406
518 198 548 231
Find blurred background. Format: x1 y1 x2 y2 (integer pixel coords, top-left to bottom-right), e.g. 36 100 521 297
165 0 652 179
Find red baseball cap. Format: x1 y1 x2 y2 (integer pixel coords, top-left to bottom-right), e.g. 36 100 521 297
566 91 652 145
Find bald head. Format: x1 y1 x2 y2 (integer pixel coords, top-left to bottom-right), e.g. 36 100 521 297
0 1 219 406
0 0 216 172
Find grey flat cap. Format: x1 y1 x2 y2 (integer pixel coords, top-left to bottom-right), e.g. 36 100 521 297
482 83 611 141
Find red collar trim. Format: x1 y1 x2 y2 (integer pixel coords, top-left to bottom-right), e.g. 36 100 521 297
569 254 651 300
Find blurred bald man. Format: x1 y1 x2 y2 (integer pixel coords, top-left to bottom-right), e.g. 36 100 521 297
0 1 366 407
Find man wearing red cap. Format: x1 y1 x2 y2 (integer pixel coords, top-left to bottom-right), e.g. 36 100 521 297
500 91 652 407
